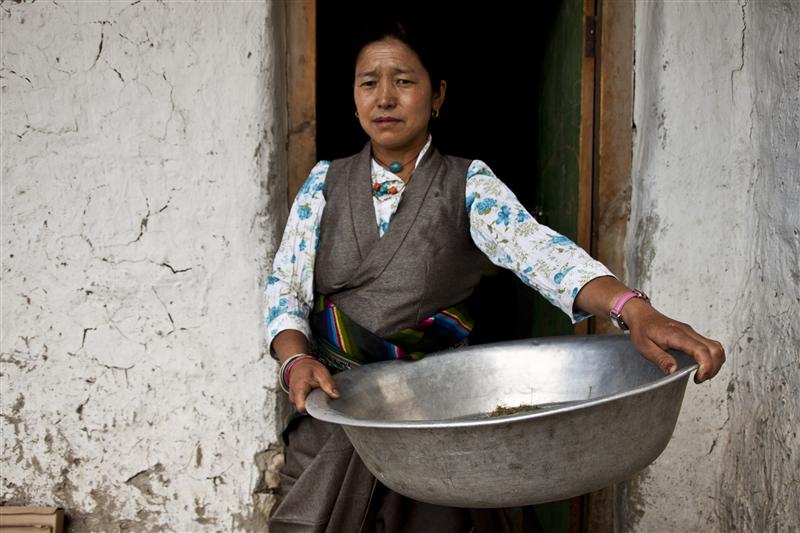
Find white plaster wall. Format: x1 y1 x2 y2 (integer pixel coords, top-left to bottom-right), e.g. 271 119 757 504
626 1 799 531
1 1 287 530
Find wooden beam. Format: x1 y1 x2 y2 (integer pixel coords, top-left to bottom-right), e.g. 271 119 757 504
592 0 634 336
571 2 600 525
585 1 635 532
574 0 598 337
578 0 597 255
285 0 316 206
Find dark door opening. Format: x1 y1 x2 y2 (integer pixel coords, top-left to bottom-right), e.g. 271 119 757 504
316 1 590 347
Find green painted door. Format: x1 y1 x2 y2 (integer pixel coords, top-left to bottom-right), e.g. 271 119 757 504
530 1 592 532
530 0 589 341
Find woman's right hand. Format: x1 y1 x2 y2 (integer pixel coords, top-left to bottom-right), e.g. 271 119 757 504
288 359 340 413
272 330 340 412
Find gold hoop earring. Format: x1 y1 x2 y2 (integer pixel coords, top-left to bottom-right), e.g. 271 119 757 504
355 111 360 118
431 109 440 118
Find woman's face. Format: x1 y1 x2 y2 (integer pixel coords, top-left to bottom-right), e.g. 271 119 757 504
354 38 445 154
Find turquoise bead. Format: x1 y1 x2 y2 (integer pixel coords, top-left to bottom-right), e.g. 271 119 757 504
388 161 403 173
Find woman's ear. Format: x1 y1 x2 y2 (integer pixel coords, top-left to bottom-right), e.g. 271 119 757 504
433 80 447 110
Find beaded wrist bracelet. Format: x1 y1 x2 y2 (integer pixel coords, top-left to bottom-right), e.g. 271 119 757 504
278 353 317 394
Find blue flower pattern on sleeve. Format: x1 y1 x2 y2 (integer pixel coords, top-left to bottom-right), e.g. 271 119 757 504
496 205 511 226
553 265 575 284
297 204 312 220
550 235 574 246
263 161 330 345
475 198 497 215
466 192 477 211
465 160 613 321
267 298 288 323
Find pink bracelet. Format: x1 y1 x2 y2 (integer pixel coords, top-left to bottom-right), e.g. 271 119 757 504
284 355 315 383
279 354 317 393
609 289 650 330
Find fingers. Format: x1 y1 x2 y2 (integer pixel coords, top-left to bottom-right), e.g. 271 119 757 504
317 370 340 399
290 379 312 413
634 318 726 383
669 323 726 382
634 334 679 375
287 360 339 413
658 324 722 382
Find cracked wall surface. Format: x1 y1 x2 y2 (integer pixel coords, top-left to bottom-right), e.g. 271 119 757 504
625 1 799 531
1 1 287 530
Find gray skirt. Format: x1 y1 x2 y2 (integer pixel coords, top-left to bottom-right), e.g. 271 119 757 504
268 416 542 533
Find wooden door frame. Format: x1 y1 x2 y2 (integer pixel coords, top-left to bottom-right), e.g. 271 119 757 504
285 0 317 205
574 0 598 338
284 2 633 529
584 1 635 531
591 0 634 336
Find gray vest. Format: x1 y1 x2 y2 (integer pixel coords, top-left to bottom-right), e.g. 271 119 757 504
315 142 484 337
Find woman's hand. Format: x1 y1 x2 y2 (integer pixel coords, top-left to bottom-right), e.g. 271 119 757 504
272 329 340 412
288 359 340 413
621 298 726 382
575 276 726 382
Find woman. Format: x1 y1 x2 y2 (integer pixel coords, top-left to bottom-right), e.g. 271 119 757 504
265 21 725 533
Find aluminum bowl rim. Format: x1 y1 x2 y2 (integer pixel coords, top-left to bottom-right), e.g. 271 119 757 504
306 359 698 430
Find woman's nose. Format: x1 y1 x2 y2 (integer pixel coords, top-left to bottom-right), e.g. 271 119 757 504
377 81 397 108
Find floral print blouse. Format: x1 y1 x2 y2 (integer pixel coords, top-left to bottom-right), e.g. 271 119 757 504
265 138 614 348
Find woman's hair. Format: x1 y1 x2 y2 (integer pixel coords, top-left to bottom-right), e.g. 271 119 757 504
351 18 444 92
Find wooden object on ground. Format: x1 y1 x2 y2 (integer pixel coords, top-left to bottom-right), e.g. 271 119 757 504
0 507 64 533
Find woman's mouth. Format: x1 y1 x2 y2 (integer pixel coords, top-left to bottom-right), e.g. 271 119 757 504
374 117 401 126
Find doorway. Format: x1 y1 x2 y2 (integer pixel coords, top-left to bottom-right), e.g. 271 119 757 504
283 1 634 531
313 3 593 530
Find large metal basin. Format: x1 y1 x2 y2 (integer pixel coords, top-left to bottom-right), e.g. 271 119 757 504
306 335 697 508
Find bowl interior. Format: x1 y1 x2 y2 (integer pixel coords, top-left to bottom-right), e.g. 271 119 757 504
308 335 696 425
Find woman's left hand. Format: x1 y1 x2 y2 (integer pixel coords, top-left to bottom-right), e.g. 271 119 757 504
575 276 726 382
621 297 726 383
